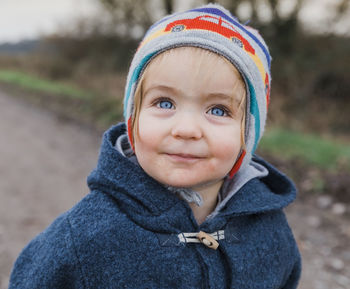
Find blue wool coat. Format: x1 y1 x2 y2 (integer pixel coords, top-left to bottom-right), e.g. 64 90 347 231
9 124 301 289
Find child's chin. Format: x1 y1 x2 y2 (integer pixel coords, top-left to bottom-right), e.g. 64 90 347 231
160 178 201 189
161 178 212 189
152 171 222 189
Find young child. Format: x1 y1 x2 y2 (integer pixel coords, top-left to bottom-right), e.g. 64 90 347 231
9 4 301 289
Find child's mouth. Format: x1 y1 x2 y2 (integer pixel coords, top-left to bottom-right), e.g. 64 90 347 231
165 153 204 163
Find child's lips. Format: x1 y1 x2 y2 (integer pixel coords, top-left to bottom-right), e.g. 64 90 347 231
164 153 205 162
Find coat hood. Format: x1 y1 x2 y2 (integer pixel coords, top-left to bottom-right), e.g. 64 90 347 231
87 124 296 231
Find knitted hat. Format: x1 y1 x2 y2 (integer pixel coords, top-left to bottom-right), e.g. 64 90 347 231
123 3 271 176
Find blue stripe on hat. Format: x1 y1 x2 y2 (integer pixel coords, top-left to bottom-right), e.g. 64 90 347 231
124 52 158 119
247 79 260 153
190 7 271 68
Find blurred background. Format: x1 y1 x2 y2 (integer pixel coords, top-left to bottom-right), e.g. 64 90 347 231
0 0 349 288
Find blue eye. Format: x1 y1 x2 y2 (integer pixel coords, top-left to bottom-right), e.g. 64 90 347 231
158 100 173 109
209 107 226 117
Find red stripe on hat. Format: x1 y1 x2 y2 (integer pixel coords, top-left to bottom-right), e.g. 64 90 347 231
127 117 135 152
228 149 246 178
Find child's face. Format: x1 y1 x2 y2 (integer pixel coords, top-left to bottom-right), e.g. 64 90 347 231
134 48 244 190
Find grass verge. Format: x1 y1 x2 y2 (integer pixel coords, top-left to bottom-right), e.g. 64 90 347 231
260 128 350 171
0 70 92 100
0 69 123 129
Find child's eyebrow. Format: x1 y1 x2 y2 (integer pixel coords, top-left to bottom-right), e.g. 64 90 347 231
206 93 233 101
143 84 179 97
205 93 241 107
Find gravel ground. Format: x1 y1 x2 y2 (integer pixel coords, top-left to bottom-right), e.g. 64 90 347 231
1 88 349 288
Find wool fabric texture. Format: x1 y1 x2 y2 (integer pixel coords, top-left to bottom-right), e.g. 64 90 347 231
9 124 301 289
124 3 271 174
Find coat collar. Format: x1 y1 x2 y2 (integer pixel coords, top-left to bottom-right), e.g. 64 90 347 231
221 155 297 217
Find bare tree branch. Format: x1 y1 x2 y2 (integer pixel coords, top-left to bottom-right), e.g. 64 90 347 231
164 0 174 14
98 0 153 38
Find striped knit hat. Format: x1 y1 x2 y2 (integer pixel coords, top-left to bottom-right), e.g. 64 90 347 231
123 3 271 177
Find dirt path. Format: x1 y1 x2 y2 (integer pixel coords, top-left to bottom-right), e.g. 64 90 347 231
0 88 349 288
0 89 100 288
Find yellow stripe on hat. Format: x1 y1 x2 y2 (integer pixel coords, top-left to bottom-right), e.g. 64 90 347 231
138 29 171 51
247 51 266 83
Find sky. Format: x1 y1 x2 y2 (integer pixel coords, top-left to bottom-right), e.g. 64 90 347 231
0 0 348 43
0 0 98 43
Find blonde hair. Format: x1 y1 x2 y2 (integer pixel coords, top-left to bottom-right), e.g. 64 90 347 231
131 47 246 148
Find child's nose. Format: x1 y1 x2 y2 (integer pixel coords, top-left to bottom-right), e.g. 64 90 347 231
171 111 202 140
